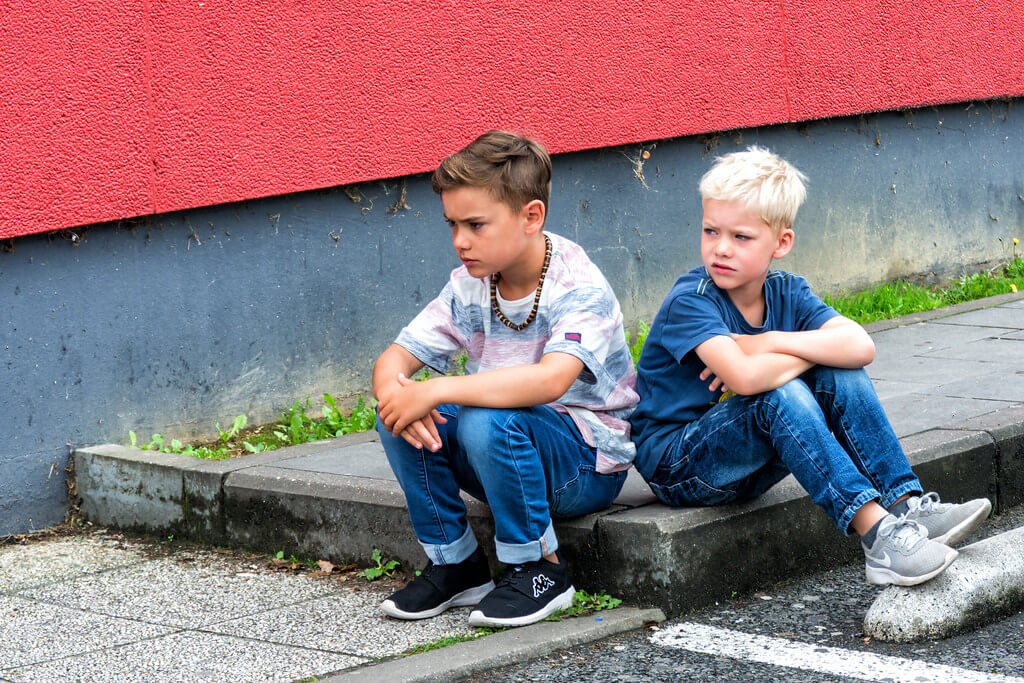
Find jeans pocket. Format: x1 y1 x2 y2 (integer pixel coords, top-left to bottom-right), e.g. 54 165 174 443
649 475 736 507
552 469 625 519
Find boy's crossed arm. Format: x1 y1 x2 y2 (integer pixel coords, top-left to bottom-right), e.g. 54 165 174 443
696 316 875 396
373 344 583 451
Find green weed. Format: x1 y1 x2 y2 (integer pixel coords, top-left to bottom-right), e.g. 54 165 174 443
629 320 650 367
129 430 232 460
825 251 1024 324
545 590 622 621
127 393 377 460
402 628 501 655
360 548 400 581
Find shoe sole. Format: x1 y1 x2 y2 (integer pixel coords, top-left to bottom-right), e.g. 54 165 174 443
466 585 576 628
380 581 495 620
932 499 992 546
865 547 958 587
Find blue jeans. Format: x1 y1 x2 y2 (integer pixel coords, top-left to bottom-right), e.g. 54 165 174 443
644 366 922 534
378 404 627 565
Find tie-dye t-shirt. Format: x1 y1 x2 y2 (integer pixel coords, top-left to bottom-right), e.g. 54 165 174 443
395 232 639 473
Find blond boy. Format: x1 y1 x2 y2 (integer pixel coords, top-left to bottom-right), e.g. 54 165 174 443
629 146 990 586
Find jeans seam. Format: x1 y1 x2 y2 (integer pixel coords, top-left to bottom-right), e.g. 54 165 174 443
418 448 450 547
499 411 542 541
818 384 887 494
761 397 832 485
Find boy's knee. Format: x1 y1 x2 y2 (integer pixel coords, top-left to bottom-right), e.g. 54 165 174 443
455 406 506 452
811 365 872 392
764 378 816 413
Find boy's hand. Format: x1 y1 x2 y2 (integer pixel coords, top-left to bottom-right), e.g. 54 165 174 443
698 366 731 394
378 373 445 446
398 413 447 452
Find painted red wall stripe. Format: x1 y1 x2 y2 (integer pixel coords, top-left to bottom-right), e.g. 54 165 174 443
3 1 1023 238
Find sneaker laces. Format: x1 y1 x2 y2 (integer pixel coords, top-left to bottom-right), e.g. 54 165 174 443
905 492 942 515
878 515 928 552
493 562 541 596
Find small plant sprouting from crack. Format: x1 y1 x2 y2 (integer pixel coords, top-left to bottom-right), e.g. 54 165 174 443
621 143 657 190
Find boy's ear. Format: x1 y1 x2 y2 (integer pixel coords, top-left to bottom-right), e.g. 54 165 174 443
772 228 794 259
521 199 546 235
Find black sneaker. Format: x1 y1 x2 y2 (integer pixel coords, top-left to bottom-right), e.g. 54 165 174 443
380 547 494 620
467 558 575 627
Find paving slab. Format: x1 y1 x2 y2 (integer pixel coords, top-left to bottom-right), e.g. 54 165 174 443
0 595 174 669
206 590 478 659
18 551 341 629
866 355 997 385
928 304 1024 328
869 322 1016 365
864 526 1024 643
0 536 147 592
1 630 365 683
868 378 935 402
919 337 1024 365
879 392 1010 438
932 368 1024 403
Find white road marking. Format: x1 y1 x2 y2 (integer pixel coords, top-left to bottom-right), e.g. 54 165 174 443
652 622 1024 682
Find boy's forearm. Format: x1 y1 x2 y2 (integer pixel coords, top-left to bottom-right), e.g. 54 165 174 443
372 344 424 400
732 352 814 395
426 355 582 409
753 321 875 369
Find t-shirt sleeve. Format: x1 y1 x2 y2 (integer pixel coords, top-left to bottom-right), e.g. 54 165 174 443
790 276 840 331
394 282 467 373
543 286 622 376
659 293 732 364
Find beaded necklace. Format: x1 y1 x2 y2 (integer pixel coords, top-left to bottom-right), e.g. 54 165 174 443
490 234 552 331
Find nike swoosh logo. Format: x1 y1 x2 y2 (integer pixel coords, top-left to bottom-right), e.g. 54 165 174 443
874 551 893 568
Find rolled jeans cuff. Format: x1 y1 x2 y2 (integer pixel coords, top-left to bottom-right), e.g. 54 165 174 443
880 480 924 510
494 522 559 564
419 524 478 565
838 488 882 535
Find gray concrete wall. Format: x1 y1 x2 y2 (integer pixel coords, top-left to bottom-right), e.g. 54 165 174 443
3 98 1022 534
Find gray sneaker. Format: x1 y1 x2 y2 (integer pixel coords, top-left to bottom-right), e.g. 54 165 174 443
863 514 958 586
900 492 991 546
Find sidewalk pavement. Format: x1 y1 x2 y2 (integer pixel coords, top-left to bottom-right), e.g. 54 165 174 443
0 530 662 682
20 291 1023 680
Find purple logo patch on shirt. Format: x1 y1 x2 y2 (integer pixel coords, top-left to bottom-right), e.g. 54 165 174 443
564 332 582 343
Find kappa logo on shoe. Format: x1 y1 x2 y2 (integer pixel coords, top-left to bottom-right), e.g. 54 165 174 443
874 551 893 568
533 574 555 598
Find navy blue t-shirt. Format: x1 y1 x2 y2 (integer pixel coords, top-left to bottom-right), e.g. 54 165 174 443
630 266 838 479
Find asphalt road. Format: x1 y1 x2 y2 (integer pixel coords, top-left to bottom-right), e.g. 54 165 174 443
477 503 1024 682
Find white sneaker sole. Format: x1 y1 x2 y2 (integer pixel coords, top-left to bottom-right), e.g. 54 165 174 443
865 547 958 587
932 499 992 546
466 585 576 628
380 581 495 620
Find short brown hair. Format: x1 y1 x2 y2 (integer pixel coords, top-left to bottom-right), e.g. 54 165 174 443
432 130 552 214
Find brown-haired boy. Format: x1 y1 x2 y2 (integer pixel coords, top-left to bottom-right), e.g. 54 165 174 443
373 130 638 626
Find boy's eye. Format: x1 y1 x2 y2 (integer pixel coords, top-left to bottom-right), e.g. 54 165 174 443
703 228 717 236
469 222 484 230
735 234 750 240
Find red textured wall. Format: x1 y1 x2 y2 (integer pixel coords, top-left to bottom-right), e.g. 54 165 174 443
3 1 1024 238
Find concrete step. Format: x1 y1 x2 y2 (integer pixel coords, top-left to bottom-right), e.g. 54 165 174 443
73 403 1024 618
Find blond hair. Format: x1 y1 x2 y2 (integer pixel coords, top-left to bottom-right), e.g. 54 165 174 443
432 130 551 214
699 146 807 232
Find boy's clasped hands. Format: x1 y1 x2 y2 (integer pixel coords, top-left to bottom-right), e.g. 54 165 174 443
376 373 445 452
